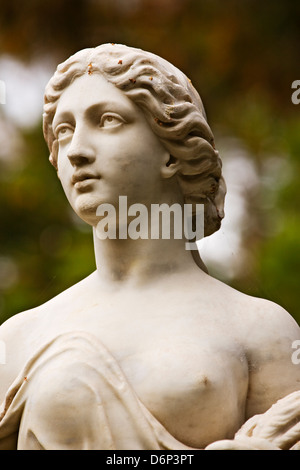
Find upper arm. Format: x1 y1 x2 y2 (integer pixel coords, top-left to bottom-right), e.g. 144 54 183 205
0 315 20 402
0 311 35 403
244 299 300 419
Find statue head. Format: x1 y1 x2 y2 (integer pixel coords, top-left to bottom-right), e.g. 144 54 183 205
43 43 226 237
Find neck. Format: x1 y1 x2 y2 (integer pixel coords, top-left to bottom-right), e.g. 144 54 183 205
90 181 208 288
93 230 205 286
92 205 208 288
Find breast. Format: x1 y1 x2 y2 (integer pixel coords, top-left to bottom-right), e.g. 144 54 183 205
118 336 249 449
27 298 250 449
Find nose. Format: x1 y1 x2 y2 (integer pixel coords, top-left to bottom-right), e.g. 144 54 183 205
67 128 96 167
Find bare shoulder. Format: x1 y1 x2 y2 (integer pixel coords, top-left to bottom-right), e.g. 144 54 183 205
0 271 96 354
240 295 300 354
239 295 300 418
205 275 300 339
199 275 300 417
0 306 41 346
0 291 61 343
0 275 92 402
0 270 96 336
0 306 42 402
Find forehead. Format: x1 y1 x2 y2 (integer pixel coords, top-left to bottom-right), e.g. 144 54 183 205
53 73 135 123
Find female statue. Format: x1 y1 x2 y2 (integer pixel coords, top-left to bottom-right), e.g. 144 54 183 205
0 43 299 450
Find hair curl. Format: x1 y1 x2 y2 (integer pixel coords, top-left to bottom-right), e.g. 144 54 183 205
43 43 226 237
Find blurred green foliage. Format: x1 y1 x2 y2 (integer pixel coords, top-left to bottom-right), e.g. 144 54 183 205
0 0 299 323
0 126 95 321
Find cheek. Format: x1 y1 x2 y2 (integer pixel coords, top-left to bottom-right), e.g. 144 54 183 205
57 151 73 191
57 146 71 173
118 137 165 173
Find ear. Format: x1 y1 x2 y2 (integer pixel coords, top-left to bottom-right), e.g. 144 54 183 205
49 153 58 170
160 154 180 179
49 140 59 171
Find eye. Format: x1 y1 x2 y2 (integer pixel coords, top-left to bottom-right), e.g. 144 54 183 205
56 124 74 141
100 113 124 129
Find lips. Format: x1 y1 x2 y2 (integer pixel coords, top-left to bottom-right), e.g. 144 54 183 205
71 172 100 190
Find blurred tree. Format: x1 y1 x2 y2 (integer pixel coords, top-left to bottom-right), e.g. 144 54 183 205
0 124 95 322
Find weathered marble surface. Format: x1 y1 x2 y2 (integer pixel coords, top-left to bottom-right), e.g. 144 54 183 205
0 44 299 450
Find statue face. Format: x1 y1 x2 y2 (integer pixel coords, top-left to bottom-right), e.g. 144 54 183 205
52 73 170 226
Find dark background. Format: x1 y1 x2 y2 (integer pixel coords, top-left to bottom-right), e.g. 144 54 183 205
0 0 299 324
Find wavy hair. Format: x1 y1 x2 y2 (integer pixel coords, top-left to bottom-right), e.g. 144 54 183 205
43 43 226 237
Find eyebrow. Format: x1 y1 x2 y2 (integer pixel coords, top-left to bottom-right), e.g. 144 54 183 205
86 101 135 121
52 99 137 130
52 111 75 131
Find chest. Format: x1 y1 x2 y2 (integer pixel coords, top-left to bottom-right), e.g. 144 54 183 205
56 305 249 447
115 331 249 447
23 301 249 448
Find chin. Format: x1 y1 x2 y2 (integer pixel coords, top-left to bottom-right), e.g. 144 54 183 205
73 194 101 227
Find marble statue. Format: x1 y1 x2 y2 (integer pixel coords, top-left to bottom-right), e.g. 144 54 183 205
0 43 299 450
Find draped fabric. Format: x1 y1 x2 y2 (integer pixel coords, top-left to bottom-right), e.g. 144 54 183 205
0 331 192 450
1 330 298 450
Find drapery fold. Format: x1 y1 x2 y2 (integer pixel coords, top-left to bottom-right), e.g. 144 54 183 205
0 331 192 450
1 330 298 450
